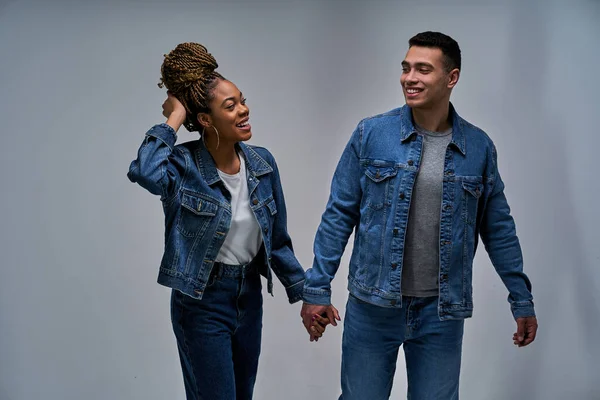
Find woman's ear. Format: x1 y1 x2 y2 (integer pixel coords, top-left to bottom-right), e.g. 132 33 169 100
197 112 211 129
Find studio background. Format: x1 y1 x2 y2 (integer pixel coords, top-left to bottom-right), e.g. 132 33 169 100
0 0 598 399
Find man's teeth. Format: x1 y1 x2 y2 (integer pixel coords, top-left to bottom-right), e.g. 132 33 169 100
407 89 421 93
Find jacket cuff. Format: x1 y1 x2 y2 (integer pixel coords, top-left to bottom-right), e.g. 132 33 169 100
147 123 177 149
302 287 331 305
511 301 536 319
285 280 305 304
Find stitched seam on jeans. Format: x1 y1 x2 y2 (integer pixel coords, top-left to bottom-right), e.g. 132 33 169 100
233 277 244 336
177 298 201 399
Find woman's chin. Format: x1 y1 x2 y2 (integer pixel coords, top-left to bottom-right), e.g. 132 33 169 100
238 130 253 141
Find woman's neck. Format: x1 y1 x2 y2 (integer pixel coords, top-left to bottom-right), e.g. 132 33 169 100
208 142 240 175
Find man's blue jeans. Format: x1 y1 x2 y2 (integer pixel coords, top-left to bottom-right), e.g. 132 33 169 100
170 262 263 400
340 294 464 400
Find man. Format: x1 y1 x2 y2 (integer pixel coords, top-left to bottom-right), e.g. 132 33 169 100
301 31 538 399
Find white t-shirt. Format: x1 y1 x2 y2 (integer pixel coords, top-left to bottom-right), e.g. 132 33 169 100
216 152 263 265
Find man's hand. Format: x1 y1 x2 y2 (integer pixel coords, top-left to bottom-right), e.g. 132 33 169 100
309 315 330 341
301 302 341 342
513 316 538 347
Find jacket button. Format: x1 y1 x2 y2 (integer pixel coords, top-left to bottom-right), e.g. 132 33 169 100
264 227 269 233
252 199 258 205
407 160 414 166
399 192 405 200
391 263 398 269
375 170 381 179
411 135 417 141
393 228 399 235
444 204 452 211
390 299 397 306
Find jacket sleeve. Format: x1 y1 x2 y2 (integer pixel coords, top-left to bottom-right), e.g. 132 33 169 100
127 124 186 200
268 154 306 304
479 144 535 319
303 124 363 305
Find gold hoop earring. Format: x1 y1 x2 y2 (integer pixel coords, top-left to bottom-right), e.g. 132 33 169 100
200 126 220 150
200 127 207 148
211 125 220 150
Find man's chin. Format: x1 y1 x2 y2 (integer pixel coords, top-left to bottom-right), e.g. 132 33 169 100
405 97 423 107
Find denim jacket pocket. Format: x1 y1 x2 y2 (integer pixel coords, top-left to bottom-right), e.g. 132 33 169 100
461 179 483 225
264 197 278 239
265 197 277 216
177 190 219 237
364 163 398 210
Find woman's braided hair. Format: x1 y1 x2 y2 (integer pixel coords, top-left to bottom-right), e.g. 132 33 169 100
158 42 225 132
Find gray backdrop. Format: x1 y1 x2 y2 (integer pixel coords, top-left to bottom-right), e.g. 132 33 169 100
1 0 599 399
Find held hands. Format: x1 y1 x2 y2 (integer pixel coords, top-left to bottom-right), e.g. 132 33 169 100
308 314 330 342
513 316 538 347
301 303 341 342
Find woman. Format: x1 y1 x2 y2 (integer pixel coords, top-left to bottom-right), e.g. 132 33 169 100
127 42 326 399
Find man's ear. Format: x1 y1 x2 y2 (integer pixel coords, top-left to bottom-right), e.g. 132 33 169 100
448 68 460 89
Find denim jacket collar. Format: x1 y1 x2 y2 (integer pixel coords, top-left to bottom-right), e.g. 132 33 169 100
194 141 274 185
399 103 467 156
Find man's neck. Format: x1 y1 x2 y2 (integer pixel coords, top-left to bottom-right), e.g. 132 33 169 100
411 103 452 133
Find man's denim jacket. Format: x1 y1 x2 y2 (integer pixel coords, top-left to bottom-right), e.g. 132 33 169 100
303 104 535 320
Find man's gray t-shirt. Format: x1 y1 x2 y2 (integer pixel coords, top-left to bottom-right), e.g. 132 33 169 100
401 124 452 297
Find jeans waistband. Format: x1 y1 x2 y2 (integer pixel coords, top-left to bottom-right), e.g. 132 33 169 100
212 260 259 279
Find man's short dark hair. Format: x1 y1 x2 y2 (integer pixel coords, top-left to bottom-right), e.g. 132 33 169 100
409 31 461 72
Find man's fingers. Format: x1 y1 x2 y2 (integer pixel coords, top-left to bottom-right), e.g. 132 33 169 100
311 323 325 334
514 317 538 347
311 325 324 337
516 319 526 342
301 303 330 340
523 322 538 346
326 309 338 326
522 338 534 346
313 314 330 326
331 305 341 321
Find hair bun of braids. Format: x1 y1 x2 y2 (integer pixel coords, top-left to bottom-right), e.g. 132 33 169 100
158 42 225 132
159 43 218 88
